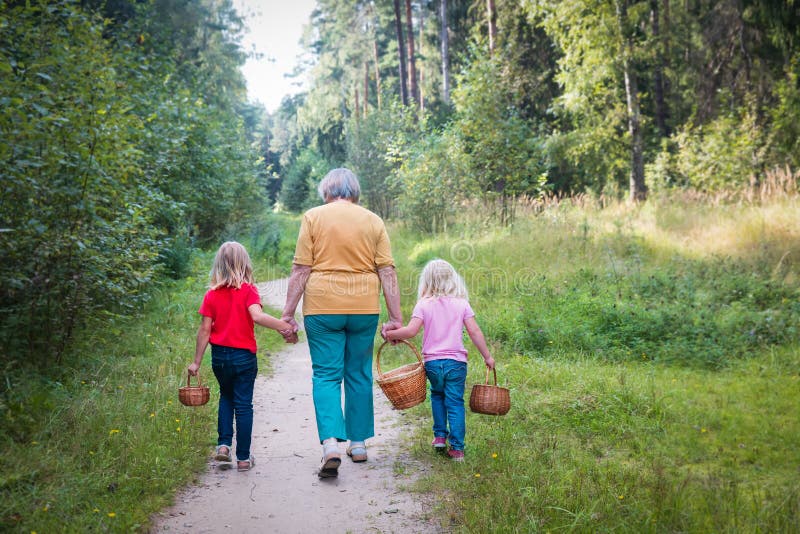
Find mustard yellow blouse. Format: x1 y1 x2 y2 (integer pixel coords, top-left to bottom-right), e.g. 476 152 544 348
293 201 394 315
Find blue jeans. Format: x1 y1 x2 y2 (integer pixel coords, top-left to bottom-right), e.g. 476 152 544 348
211 345 258 461
304 314 379 443
425 359 467 451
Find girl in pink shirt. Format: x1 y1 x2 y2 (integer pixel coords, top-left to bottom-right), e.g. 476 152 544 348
385 259 495 460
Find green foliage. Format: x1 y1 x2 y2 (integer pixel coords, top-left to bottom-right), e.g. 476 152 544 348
0 0 264 362
669 110 769 190
0 1 162 361
392 127 468 233
345 102 418 218
279 147 329 212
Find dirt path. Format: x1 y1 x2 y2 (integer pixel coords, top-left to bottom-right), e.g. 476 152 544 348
153 279 438 534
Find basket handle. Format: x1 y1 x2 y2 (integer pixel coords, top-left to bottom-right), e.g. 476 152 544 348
186 371 203 387
375 340 423 378
483 366 498 386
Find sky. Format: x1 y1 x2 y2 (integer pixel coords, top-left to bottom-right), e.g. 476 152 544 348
232 0 317 112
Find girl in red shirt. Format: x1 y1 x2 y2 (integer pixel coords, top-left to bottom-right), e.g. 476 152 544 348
188 241 296 471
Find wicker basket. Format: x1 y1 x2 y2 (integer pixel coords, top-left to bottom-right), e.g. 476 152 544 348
179 372 210 407
469 366 510 415
375 340 427 410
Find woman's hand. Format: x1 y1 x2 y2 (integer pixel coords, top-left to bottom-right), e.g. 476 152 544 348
484 356 496 370
380 320 403 341
187 362 200 376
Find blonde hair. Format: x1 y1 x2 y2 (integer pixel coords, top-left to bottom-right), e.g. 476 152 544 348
209 241 255 289
418 259 468 300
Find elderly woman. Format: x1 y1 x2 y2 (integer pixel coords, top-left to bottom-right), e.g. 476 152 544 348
281 168 403 479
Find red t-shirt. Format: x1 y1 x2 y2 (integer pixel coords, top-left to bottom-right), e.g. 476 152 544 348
198 283 262 353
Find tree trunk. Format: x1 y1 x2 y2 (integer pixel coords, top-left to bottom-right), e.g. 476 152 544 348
650 0 669 137
405 0 418 106
373 38 382 110
393 0 409 106
616 0 647 202
364 61 369 116
419 2 425 112
487 0 497 56
440 0 450 104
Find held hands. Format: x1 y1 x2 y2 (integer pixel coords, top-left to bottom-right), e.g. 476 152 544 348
380 320 403 344
279 316 300 344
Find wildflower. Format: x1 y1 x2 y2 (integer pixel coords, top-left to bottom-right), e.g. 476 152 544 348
176 427 181 432
474 473 481 478
701 428 707 433
93 508 100 513
109 429 120 436
42 504 49 512
492 453 498 459
167 400 173 405
31 441 38 445
175 419 180 423
108 512 116 518
150 413 155 418
89 451 95 455
618 495 624 500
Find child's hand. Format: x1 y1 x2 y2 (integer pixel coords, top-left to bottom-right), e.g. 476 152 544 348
280 329 299 344
484 356 496 370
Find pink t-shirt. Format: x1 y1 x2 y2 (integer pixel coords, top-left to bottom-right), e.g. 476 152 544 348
411 296 475 362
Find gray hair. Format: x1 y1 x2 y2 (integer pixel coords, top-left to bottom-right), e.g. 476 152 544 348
318 168 361 203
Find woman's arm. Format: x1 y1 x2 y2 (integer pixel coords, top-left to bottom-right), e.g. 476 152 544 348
281 263 311 330
384 317 423 341
464 316 495 369
378 265 403 337
188 315 213 376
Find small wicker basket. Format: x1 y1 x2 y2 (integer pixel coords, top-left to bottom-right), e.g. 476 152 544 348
469 366 510 416
179 371 210 407
375 340 427 410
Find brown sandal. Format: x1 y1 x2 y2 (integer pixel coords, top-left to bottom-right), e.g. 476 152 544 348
237 456 255 472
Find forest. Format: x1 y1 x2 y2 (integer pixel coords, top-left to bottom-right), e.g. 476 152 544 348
1 0 799 531
2 0 799 360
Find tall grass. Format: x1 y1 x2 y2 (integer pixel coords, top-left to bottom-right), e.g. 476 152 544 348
387 194 800 532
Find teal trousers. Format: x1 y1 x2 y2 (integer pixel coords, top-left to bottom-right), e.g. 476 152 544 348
304 314 379 443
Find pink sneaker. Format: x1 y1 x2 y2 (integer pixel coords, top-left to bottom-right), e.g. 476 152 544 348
447 449 465 461
431 437 447 451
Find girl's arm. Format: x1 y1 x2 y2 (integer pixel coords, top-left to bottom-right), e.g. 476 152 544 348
384 317 423 341
464 316 495 369
249 304 294 334
188 315 213 376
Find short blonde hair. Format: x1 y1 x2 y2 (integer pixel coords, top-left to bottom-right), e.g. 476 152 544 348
209 241 255 289
318 168 361 203
418 259 468 300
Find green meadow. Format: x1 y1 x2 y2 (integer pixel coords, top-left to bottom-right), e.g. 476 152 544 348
2 195 799 532
388 196 800 532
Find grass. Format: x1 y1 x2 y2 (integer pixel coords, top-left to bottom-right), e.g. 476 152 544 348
387 196 800 532
3 198 799 532
0 242 292 532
